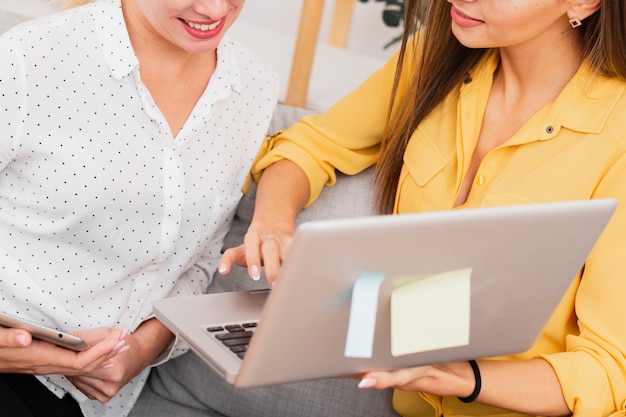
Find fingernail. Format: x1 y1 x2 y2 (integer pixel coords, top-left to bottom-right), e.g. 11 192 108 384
218 263 227 274
119 328 129 340
358 378 377 389
99 363 114 369
117 345 130 354
250 265 261 281
16 334 28 347
113 340 126 351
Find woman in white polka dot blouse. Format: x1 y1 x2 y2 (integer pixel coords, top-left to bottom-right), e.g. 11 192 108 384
0 0 278 416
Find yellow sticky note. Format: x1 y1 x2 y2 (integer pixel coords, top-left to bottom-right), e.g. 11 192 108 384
391 268 471 357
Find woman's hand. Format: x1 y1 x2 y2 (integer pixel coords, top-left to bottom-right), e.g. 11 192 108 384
357 359 571 416
218 160 310 286
0 327 127 375
219 218 296 286
66 318 174 403
357 362 477 397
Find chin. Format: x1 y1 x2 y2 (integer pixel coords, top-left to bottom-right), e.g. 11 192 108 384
184 39 223 55
452 30 490 49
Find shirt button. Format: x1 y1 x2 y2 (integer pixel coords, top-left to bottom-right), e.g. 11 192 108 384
546 125 554 134
475 175 486 186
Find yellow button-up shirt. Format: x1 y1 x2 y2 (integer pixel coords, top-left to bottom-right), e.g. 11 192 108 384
253 50 626 416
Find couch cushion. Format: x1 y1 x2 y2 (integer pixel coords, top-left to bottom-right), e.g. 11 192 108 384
210 105 377 293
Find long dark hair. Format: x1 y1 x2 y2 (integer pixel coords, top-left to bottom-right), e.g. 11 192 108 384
374 0 626 214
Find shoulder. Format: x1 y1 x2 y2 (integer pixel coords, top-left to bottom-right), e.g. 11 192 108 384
580 73 626 150
218 36 279 100
221 36 278 81
1 4 96 51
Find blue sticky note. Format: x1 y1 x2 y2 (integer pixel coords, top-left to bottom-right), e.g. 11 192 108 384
344 272 385 358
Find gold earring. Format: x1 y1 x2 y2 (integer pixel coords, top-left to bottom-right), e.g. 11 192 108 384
569 17 582 28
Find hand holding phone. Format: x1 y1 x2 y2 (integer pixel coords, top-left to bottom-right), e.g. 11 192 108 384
0 312 89 351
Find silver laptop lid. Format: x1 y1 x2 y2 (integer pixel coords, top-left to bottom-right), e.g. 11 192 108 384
154 199 616 388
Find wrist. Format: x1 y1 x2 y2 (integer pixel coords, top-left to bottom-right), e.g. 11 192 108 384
420 361 480 399
458 360 481 403
133 318 175 360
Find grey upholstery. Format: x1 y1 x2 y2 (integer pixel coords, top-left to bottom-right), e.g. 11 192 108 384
0 10 30 34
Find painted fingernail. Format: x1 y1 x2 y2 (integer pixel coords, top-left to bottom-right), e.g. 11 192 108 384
250 265 261 281
119 328 129 340
113 340 126 351
16 334 28 347
218 263 227 274
358 378 377 389
117 345 130 354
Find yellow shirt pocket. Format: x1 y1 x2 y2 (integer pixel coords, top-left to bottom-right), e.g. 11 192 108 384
396 134 448 213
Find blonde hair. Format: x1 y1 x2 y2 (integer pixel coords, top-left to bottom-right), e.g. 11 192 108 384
60 0 95 9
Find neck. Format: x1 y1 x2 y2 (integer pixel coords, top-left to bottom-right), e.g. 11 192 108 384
495 23 583 105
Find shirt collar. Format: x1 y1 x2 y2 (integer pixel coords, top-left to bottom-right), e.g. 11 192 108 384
464 51 626 140
558 65 626 135
213 35 242 96
92 0 138 80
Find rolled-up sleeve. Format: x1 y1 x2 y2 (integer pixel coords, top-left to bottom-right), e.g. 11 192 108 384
542 153 626 416
252 49 412 206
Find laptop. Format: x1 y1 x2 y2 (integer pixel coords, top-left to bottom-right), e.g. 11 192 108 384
153 199 616 388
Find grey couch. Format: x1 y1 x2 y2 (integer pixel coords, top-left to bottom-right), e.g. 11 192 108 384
0 9 30 33
212 104 377 292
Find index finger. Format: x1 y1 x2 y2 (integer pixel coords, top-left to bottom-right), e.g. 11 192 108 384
243 231 263 281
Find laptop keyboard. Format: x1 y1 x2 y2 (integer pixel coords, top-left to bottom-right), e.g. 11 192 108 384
207 322 258 359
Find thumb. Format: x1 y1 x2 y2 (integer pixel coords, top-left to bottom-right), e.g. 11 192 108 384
0 328 32 348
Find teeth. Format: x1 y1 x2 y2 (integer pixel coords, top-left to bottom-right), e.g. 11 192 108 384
185 19 221 32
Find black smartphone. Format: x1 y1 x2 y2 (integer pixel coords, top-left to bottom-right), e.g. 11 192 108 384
0 312 90 351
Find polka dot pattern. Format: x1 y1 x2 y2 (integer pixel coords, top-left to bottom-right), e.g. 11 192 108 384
0 1 278 416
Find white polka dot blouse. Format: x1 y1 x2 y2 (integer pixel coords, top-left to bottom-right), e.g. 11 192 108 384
0 0 279 416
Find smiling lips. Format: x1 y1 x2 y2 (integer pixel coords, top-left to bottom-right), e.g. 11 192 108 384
450 5 483 28
183 19 222 32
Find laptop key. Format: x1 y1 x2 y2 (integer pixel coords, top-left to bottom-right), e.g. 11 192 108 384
207 322 258 360
215 330 254 341
229 345 247 353
222 337 252 347
206 326 224 332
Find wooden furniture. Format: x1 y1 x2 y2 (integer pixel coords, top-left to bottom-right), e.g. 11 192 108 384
285 0 357 108
229 0 386 110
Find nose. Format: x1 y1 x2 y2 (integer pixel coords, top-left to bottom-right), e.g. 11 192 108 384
193 0 232 20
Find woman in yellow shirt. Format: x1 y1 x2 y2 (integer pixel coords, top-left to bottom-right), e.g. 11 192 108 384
215 0 626 416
